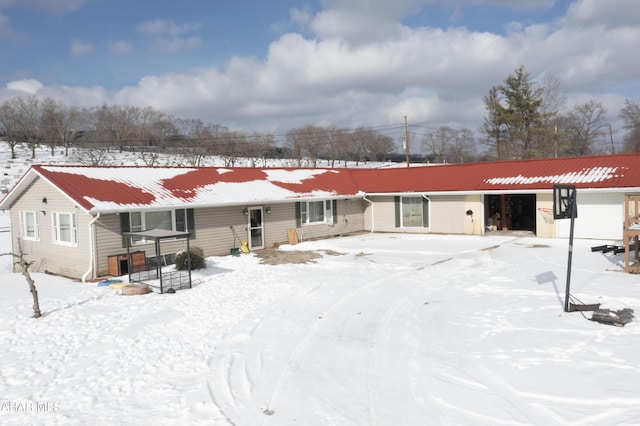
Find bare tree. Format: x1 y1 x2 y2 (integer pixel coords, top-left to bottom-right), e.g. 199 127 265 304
286 127 305 167
325 127 348 167
93 104 141 152
219 131 245 167
367 132 395 162
2 240 42 318
39 98 83 156
423 126 455 163
0 99 22 159
562 99 608 156
249 132 275 167
448 128 476 163
12 95 42 159
619 99 640 152
350 127 373 166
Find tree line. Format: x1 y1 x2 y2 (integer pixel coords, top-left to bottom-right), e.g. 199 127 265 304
0 97 399 166
0 68 639 167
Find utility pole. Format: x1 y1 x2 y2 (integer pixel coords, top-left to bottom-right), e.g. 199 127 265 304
609 124 615 154
404 115 410 167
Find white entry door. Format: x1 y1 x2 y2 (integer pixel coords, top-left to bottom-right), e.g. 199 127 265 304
248 207 264 250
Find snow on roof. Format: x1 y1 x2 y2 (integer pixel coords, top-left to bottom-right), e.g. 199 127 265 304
2 153 639 214
26 165 360 213
484 167 624 186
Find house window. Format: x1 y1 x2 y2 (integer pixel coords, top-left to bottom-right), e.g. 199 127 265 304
298 200 335 226
395 196 429 228
19 211 39 240
121 208 195 246
52 212 77 246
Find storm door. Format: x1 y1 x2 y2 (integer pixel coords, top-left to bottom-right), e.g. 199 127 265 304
248 207 264 250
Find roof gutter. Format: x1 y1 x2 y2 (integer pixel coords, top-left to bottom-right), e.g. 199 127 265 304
81 212 101 283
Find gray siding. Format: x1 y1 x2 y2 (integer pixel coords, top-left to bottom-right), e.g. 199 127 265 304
93 198 366 277
365 195 431 234
9 177 92 278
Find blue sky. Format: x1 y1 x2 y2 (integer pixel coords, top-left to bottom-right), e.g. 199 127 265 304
1 0 639 138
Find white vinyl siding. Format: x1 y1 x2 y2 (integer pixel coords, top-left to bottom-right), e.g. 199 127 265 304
429 195 465 234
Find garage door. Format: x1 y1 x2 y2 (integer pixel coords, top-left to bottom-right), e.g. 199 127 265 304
556 192 623 240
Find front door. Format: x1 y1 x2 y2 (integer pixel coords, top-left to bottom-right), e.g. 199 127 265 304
248 207 264 250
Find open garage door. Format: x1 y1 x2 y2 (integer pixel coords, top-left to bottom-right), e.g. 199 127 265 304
486 194 536 233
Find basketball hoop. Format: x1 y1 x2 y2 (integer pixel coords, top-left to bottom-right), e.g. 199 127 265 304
538 207 555 224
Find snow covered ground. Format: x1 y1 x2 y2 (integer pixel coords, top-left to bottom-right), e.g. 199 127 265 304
1 210 639 425
1 145 640 425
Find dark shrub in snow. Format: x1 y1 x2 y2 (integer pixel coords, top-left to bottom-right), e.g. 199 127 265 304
174 247 205 270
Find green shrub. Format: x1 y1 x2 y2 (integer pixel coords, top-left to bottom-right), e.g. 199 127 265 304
174 247 206 270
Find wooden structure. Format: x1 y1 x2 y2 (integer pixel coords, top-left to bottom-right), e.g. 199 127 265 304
108 251 146 276
623 193 640 273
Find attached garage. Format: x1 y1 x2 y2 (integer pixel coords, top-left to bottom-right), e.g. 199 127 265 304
556 191 624 240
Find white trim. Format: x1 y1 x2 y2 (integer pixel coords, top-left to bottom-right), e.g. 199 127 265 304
52 211 77 247
19 210 39 241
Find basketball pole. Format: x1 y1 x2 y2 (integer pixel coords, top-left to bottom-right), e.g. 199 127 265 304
564 190 577 313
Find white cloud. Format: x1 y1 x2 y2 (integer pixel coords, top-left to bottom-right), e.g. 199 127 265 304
108 40 135 56
289 7 312 28
69 39 93 56
2 0 639 139
563 0 640 28
6 78 43 94
468 0 555 11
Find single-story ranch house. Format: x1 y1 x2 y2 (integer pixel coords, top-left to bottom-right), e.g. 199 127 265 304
1 153 639 281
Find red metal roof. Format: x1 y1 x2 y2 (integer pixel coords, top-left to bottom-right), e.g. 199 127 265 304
2 153 639 213
349 153 640 193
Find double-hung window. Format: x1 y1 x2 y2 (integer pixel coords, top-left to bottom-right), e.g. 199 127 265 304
52 212 77 246
297 200 335 226
19 211 39 240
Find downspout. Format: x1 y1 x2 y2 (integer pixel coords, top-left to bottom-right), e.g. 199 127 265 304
363 195 374 232
82 212 101 283
422 194 431 231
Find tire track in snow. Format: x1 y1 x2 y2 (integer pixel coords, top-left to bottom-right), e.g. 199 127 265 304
418 249 573 425
208 255 440 424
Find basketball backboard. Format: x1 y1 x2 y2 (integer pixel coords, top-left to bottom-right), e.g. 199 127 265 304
553 185 577 220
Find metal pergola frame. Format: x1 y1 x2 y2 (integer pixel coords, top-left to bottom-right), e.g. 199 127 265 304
124 229 192 294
